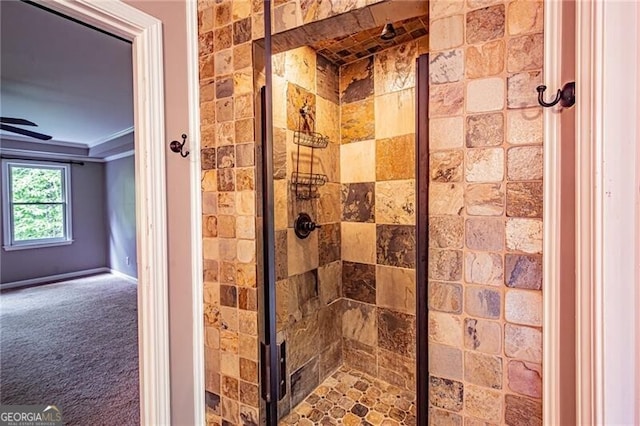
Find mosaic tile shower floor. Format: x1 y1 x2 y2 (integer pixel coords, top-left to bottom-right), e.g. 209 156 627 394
279 366 416 426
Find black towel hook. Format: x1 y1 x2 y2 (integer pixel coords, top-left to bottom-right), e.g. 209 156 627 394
536 82 576 108
169 133 190 158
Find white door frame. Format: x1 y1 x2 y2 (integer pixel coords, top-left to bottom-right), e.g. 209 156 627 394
42 1 171 424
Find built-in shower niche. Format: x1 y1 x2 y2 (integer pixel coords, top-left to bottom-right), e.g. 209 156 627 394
270 12 427 419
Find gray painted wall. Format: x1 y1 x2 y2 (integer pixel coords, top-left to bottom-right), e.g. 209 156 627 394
104 155 137 278
0 161 109 283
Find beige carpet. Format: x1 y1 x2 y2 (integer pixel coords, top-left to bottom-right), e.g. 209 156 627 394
0 274 139 425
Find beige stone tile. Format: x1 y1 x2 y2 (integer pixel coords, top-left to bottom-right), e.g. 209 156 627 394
374 134 416 181
505 289 542 326
341 222 376 264
428 311 463 346
504 323 542 363
429 249 463 281
342 300 377 347
429 83 464 117
374 41 417 95
507 360 542 398
466 77 505 113
466 183 505 216
430 49 464 85
429 343 463 380
430 150 464 182
375 180 416 225
342 98 375 143
430 0 464 19
466 40 505 79
376 265 416 314
274 179 288 230
507 71 542 109
429 281 463 313
507 33 544 73
287 228 319 275
315 96 339 144
466 218 505 251
272 75 287 129
466 4 505 44
464 318 502 354
465 148 504 183
465 251 503 286
465 286 501 319
233 69 253 95
507 108 543 145
341 140 375 183
506 218 542 254
429 216 464 249
316 183 342 224
508 0 544 36
375 89 415 139
214 49 233 76
429 183 464 215
236 191 256 215
430 116 464 150
237 239 255 263
507 146 543 181
285 46 316 93
313 138 340 183
464 385 502 422
464 351 503 389
430 14 464 51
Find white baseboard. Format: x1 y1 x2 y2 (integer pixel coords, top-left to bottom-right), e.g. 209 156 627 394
0 267 110 290
109 268 138 284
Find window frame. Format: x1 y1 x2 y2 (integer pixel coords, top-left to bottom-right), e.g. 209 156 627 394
2 159 73 251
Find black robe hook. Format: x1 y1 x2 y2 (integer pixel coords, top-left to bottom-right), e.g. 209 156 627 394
169 134 189 158
536 82 576 108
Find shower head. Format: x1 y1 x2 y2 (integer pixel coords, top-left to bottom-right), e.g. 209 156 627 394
380 22 397 41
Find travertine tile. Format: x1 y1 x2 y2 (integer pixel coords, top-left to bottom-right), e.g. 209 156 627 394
466 78 505 113
506 182 543 218
376 265 416 314
466 40 505 79
465 251 503 286
285 47 316 93
465 286 501 319
429 249 463 282
429 376 464 412
505 394 542 426
465 352 503 389
374 41 417 94
507 108 543 145
430 0 464 19
464 318 502 354
466 218 504 251
341 222 376 265
430 116 464 150
504 324 542 363
507 360 542 398
375 89 415 139
507 71 542 109
430 150 464 182
430 49 464 84
507 146 543 181
429 83 464 117
466 148 504 183
274 179 288 231
376 134 415 181
464 385 502 422
429 216 464 249
341 98 375 143
429 281 463 314
430 343 463 380
429 407 463 425
505 289 542 326
429 183 464 215
466 4 505 44
287 228 319 276
375 180 416 225
315 96 339 144
507 0 544 36
506 218 542 254
430 14 465 51
466 183 505 216
341 139 375 183
507 34 543 73
429 311 463 346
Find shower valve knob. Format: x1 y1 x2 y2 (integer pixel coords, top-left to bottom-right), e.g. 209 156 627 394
294 212 320 239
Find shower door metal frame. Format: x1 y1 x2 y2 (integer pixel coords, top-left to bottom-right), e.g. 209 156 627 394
416 53 430 426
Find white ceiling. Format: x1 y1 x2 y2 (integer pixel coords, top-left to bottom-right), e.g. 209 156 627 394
0 1 133 148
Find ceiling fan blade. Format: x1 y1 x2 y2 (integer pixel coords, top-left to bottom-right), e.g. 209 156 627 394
0 124 52 140
0 117 37 126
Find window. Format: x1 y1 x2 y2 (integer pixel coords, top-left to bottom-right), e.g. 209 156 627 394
2 159 72 250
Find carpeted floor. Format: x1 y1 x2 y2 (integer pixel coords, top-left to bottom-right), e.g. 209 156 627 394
0 274 139 425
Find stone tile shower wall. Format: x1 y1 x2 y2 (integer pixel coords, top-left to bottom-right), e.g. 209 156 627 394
271 46 343 415
427 0 544 424
338 36 428 391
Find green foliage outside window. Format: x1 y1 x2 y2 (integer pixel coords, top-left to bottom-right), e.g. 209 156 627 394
10 166 66 242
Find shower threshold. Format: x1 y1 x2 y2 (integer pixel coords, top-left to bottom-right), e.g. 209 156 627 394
279 366 416 426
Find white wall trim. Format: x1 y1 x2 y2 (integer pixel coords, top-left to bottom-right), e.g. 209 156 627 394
0 148 106 163
90 126 134 147
542 0 562 423
109 268 138 284
42 1 171 425
104 149 135 162
186 0 205 423
1 267 109 290
576 0 603 424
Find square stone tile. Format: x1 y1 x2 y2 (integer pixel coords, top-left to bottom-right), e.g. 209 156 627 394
506 218 542 254
341 139 376 183
429 83 464 117
430 49 464 85
466 4 505 44
430 15 464 51
466 40 505 79
378 308 416 358
340 56 374 104
376 134 415 181
342 182 375 223
376 224 416 269
507 0 544 36
465 286 501 319
507 146 543 181
342 261 376 304
341 98 375 143
464 352 503 389
507 108 543 145
376 265 416 314
428 281 463 314
429 343 463 380
467 78 505 113
464 318 502 354
341 222 376 264
506 182 543 218
430 116 464 150
505 289 542 326
374 40 417 94
375 180 416 225
465 251 503 286
466 112 504 148
375 89 415 139
428 311 463 346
